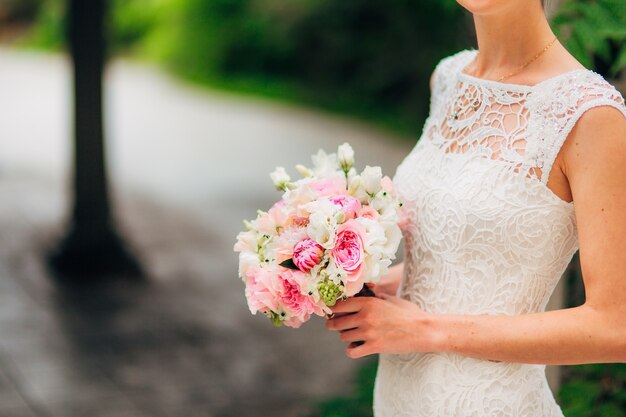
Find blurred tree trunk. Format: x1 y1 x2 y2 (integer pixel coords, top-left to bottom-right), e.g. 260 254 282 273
49 0 141 279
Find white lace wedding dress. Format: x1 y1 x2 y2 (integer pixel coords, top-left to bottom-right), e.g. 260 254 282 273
374 48 626 417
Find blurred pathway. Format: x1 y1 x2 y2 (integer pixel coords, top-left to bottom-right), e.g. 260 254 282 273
0 47 412 417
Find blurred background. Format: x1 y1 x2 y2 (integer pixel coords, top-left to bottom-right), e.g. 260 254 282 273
0 0 624 416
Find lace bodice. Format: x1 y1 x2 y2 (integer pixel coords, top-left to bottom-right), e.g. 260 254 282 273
373 49 626 417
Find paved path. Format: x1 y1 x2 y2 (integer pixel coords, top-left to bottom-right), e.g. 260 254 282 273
0 47 413 417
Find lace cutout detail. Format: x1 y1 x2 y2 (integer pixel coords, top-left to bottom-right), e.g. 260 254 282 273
427 49 626 188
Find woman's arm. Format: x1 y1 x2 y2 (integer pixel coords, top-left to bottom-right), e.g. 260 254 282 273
327 106 626 364
431 303 626 365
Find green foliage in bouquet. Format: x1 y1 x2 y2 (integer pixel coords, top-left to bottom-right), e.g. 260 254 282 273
557 363 626 417
317 274 344 307
551 0 626 78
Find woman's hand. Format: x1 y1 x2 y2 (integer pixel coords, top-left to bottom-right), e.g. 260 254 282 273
325 293 440 358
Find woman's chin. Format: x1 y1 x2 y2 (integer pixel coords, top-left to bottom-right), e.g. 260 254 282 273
455 0 530 16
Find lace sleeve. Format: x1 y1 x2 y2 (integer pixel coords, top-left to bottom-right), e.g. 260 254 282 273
531 72 626 185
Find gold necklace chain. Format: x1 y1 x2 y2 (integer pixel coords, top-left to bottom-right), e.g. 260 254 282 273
491 36 559 82
448 36 558 121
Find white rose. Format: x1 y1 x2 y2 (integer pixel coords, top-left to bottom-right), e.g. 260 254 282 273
283 179 318 211
380 222 402 259
309 251 331 281
363 255 391 281
270 166 292 191
303 199 343 249
357 217 386 256
357 217 401 261
371 195 399 223
337 142 355 172
325 256 348 285
311 149 339 178
361 166 383 196
348 174 369 203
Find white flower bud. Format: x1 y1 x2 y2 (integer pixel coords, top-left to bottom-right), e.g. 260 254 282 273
337 142 355 172
270 166 291 191
295 164 313 177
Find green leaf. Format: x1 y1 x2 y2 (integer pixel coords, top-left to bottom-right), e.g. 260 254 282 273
269 311 284 327
279 258 300 270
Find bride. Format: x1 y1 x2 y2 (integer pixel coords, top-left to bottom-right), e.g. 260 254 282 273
324 0 626 415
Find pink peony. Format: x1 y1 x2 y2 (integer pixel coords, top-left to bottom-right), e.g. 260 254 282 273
329 195 362 220
244 267 280 314
292 238 324 272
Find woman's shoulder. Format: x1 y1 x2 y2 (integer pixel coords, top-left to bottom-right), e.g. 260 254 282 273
526 68 626 183
430 48 476 91
433 48 477 77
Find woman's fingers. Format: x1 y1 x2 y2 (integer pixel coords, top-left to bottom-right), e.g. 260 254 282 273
329 297 367 314
338 328 366 343
346 340 375 358
326 312 361 331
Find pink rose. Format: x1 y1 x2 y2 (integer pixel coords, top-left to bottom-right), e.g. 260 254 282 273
344 275 366 298
286 216 309 228
331 220 368 296
329 195 362 220
292 238 324 272
332 220 368 296
332 220 365 273
357 205 380 220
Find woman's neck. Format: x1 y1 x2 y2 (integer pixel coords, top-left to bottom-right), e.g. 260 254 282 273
468 3 557 79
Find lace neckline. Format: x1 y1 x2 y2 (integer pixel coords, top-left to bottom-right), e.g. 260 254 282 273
457 49 590 92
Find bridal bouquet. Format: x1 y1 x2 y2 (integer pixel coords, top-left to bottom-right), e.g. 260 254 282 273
233 143 403 328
